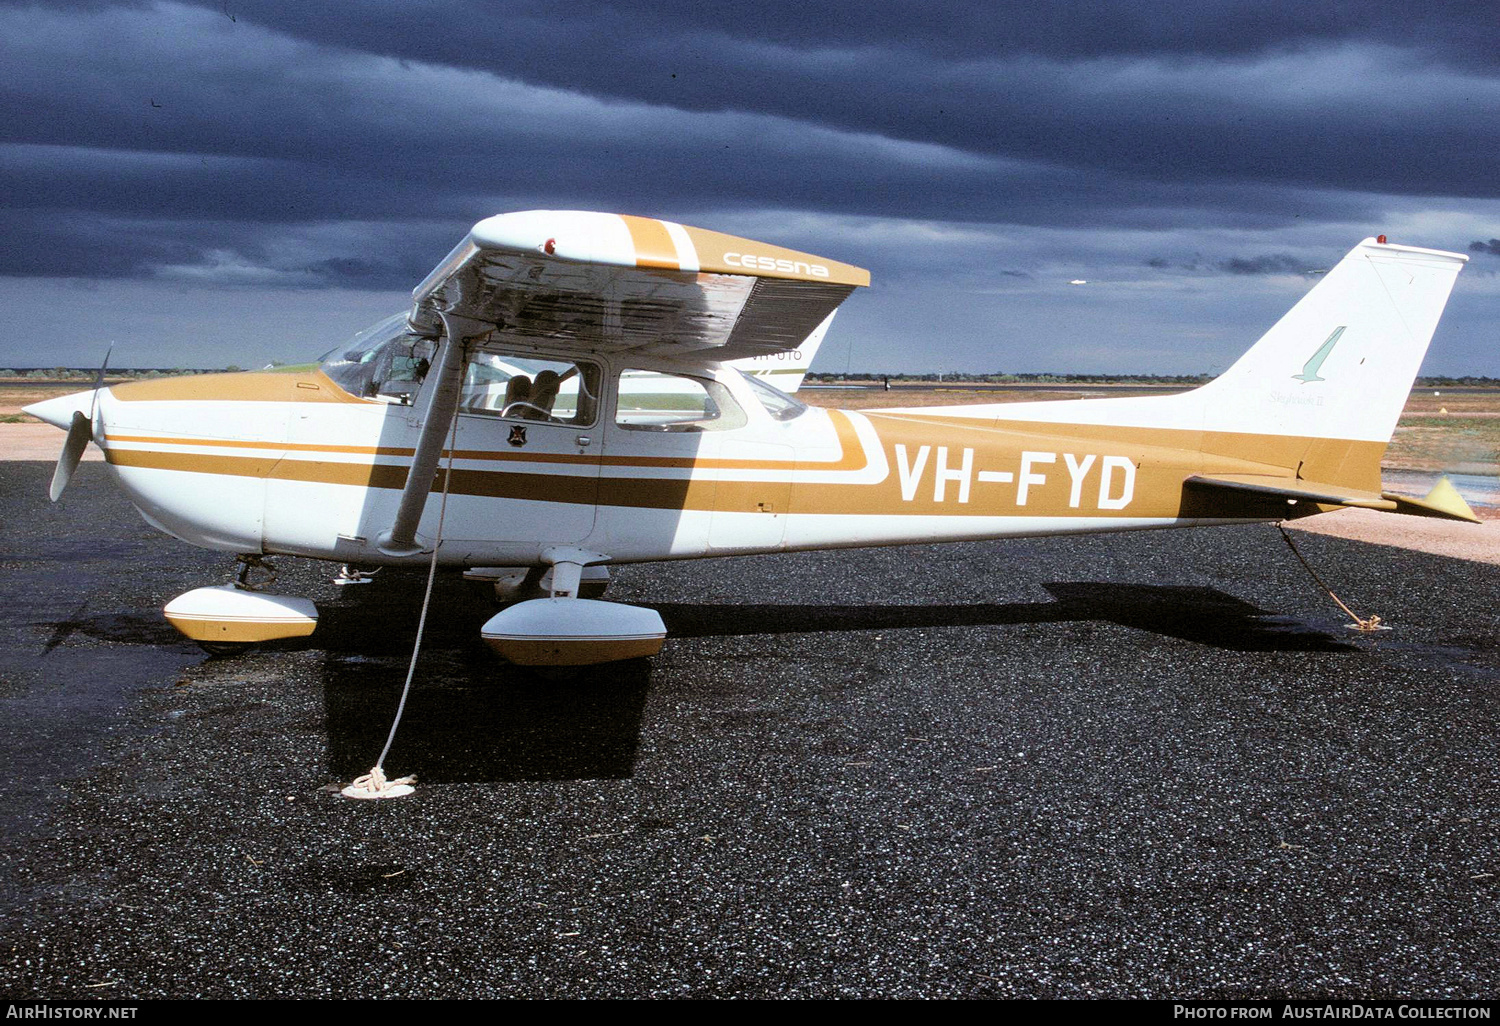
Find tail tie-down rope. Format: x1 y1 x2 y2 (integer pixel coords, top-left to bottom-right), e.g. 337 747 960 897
1278 524 1388 633
342 407 462 800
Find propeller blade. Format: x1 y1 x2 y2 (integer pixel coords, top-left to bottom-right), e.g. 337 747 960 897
49 410 93 502
88 344 113 422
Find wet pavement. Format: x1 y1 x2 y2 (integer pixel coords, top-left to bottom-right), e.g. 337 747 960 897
1383 468 1500 512
2 460 1498 998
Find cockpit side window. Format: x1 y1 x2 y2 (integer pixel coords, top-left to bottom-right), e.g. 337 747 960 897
319 316 600 426
461 352 600 426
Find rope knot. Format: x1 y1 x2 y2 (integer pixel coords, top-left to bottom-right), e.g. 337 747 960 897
341 765 417 800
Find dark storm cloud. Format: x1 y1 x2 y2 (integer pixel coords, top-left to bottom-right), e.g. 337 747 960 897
21 0 1500 64
149 0 1500 197
1144 253 1320 276
1217 254 1307 275
0 0 1493 294
0 208 201 278
1471 239 1500 256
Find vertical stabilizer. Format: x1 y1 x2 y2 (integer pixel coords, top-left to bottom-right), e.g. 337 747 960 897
726 310 836 392
879 238 1467 451
1192 238 1467 442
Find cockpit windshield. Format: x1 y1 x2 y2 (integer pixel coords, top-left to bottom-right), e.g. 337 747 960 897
319 314 436 403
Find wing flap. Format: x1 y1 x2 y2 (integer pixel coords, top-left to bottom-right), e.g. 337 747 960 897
409 211 867 362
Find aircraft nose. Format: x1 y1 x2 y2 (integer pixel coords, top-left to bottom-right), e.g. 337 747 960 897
23 390 95 431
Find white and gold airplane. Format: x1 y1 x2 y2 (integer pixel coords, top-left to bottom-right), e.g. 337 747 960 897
26 211 1478 664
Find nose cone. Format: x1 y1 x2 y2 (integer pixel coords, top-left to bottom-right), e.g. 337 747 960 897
23 390 95 431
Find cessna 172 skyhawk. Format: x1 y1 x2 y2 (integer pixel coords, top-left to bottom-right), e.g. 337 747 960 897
26 211 1478 665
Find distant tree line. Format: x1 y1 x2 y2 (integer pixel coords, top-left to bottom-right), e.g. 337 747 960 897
808 372 1500 387
1413 376 1500 387
0 366 249 379
4 367 1497 387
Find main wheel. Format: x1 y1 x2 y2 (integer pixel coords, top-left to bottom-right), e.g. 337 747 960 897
196 640 254 657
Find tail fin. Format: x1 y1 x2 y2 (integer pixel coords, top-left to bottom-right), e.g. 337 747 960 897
880 237 1470 511
1191 238 1467 442
725 310 835 392
891 237 1467 451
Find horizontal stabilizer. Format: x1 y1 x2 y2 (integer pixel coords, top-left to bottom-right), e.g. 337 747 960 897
1186 473 1483 523
1382 476 1481 524
1185 474 1397 511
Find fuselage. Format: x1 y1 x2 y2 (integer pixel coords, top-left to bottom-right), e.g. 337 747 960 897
27 231 1469 579
56 357 1333 569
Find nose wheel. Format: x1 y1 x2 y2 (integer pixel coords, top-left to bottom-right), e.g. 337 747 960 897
196 639 254 657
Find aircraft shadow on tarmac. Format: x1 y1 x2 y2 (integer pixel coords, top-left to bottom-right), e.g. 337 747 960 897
35 577 1354 785
319 652 655 784
651 582 1359 654
38 576 1352 659
314 579 1353 784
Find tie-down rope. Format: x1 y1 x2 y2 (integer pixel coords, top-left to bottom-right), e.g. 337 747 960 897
342 406 463 799
1277 523 1386 632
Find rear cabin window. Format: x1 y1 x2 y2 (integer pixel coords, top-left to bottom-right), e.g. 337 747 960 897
614 370 747 432
740 371 809 421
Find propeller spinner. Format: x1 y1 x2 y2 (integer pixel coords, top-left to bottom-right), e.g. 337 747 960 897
25 346 111 502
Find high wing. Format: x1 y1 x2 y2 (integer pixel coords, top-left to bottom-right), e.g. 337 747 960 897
407 210 869 361
379 211 869 556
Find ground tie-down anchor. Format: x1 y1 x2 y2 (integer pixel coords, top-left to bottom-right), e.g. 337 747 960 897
332 564 378 586
341 766 416 800
1277 524 1390 632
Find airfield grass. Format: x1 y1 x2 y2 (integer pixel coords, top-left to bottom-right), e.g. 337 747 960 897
3 377 1497 477
0 378 137 416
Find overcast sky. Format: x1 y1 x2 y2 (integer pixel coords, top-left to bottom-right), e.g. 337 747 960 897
2 0 1497 374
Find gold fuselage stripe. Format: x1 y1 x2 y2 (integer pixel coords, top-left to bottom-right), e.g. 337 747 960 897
102 423 1375 521
110 371 367 404
99 370 1385 522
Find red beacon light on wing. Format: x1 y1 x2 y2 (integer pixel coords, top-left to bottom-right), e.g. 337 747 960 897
1377 235 1388 244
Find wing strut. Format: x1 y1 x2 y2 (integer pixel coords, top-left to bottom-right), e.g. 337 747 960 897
376 313 480 557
